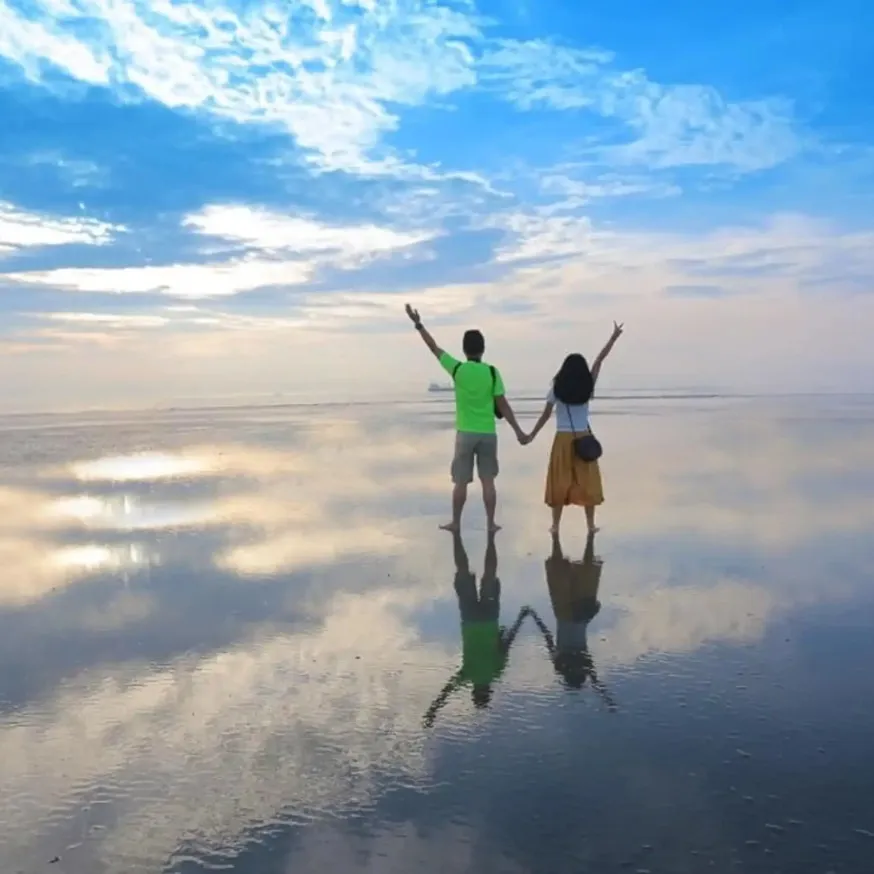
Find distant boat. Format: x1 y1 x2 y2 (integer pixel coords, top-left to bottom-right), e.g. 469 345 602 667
428 382 453 393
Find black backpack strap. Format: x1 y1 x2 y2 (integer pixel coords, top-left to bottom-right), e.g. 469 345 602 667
489 365 505 418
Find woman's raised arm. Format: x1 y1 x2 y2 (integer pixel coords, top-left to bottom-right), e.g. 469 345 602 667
590 321 624 386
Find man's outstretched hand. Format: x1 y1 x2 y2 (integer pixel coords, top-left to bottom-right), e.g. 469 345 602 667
405 303 421 326
406 303 442 356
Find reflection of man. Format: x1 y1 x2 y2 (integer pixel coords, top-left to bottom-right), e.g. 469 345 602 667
403 303 526 533
529 532 616 709
423 532 529 726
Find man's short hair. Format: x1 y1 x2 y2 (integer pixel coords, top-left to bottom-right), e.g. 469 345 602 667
462 329 485 359
472 685 492 708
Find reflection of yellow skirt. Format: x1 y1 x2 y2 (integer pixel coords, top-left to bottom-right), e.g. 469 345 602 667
546 555 603 620
544 432 604 508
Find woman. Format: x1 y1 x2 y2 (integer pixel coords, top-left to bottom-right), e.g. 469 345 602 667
527 530 616 708
525 321 624 534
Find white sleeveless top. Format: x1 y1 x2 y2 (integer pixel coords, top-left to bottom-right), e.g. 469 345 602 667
557 619 589 651
547 386 590 433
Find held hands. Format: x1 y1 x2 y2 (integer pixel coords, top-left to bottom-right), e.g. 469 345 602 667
516 429 533 446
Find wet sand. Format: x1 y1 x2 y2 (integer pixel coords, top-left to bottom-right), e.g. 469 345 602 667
1 394 873 873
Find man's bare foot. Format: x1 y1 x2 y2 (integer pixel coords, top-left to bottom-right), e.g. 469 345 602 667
487 523 502 533
587 526 600 535
549 525 560 535
439 522 460 532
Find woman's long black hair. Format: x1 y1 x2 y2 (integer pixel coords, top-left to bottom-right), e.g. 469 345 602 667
553 353 594 405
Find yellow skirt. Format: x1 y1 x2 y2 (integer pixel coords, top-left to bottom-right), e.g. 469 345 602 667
544 432 604 508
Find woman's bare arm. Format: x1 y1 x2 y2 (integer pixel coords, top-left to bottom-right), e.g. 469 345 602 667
526 401 554 443
527 608 557 656
590 321 624 387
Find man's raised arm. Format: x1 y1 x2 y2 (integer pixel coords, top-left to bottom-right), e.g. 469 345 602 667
405 303 443 359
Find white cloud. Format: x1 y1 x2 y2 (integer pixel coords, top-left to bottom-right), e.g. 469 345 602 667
0 0 480 175
606 73 799 171
3 203 873 402
3 257 314 298
1 203 433 298
480 39 614 111
484 210 607 264
538 172 682 208
186 204 432 262
0 1 801 181
481 39 800 172
0 2 109 84
486 209 874 279
0 202 119 255
41 312 170 327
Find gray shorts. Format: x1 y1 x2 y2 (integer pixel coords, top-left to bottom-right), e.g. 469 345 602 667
451 432 499 484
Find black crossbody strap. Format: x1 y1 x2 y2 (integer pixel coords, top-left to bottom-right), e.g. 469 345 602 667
566 402 579 485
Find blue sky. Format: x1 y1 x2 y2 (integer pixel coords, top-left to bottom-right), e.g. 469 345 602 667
1 0 873 409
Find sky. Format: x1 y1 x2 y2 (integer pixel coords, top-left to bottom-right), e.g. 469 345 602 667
1 0 873 411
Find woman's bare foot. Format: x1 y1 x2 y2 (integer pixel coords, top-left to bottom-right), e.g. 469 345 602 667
587 526 600 535
487 523 502 533
548 524 560 535
439 522 460 532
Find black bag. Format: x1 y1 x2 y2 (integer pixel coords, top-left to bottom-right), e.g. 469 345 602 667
567 405 602 462
452 362 504 419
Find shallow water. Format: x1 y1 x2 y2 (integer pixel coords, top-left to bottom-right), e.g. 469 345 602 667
1 394 873 874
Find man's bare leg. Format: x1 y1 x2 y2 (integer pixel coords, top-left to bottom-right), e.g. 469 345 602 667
440 482 468 532
481 477 501 532
549 505 563 534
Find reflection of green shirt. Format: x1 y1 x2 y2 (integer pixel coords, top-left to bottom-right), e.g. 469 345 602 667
460 621 507 686
439 352 505 435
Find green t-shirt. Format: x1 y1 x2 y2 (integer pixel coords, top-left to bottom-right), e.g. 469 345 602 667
460 621 507 687
439 352 506 435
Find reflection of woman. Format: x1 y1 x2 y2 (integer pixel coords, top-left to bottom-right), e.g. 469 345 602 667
423 532 529 727
525 321 624 535
529 532 616 709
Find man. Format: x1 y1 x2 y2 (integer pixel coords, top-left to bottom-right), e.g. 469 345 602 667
422 531 530 727
405 303 526 532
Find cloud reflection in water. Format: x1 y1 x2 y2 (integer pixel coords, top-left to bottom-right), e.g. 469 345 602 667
0 397 871 872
